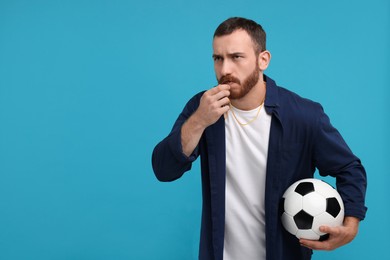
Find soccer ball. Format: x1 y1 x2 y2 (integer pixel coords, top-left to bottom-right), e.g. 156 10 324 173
281 178 344 241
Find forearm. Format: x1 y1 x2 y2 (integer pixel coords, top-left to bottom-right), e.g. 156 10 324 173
153 85 230 181
181 112 206 157
343 216 359 236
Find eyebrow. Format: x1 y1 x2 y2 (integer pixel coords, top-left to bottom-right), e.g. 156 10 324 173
229 52 245 56
212 52 246 59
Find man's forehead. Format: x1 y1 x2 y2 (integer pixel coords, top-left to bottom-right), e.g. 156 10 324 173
212 29 254 54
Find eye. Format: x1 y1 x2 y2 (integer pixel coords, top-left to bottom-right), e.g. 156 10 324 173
213 56 222 62
233 55 243 60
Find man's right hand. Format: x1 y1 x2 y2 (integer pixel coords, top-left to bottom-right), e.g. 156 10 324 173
194 84 231 127
181 84 231 157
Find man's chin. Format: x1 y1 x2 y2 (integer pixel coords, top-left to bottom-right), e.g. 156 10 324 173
229 91 244 100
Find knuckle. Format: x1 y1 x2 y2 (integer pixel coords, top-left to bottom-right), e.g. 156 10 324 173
204 95 212 104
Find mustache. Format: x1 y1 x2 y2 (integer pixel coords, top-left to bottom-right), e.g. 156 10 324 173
218 75 240 85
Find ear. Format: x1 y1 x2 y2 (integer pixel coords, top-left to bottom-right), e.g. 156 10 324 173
258 50 271 71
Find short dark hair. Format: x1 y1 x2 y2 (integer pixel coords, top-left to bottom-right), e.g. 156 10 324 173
213 17 266 54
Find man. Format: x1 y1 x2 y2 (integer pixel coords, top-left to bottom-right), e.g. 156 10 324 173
152 17 367 260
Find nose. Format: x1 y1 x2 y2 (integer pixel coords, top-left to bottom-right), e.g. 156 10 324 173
220 59 233 76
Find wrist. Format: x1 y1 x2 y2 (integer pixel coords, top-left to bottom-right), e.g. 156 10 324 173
343 216 360 239
344 216 360 227
190 111 208 131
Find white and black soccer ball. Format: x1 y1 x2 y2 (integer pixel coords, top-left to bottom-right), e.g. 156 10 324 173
281 178 344 241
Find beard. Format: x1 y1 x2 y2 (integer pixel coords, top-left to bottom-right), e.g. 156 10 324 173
218 65 260 100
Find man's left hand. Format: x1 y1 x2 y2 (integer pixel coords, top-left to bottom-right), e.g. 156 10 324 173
299 216 360 251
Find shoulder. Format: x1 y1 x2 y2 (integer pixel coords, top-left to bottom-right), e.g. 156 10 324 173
269 83 328 143
267 82 329 139
191 91 205 102
276 85 325 122
279 86 322 111
186 91 205 104
265 75 324 117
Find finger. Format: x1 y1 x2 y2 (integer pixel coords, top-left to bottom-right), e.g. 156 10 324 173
218 103 230 114
319 226 330 234
208 84 230 95
319 225 338 235
218 84 231 90
299 239 329 251
216 97 230 107
213 89 230 101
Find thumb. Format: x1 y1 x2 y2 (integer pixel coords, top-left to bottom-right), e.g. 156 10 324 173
319 225 332 233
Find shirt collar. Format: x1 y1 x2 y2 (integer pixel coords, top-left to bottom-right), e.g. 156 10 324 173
264 74 279 109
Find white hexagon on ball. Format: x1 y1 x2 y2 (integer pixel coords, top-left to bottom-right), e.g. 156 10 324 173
311 210 344 236
281 212 298 236
302 192 326 216
284 192 303 216
296 229 320 240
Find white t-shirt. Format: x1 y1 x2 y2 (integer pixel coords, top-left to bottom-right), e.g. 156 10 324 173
223 104 272 260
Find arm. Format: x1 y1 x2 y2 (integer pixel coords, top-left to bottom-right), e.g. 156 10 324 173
152 85 230 181
313 109 367 219
301 107 367 250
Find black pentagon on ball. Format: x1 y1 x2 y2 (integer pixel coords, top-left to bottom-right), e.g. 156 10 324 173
279 197 285 216
326 197 341 218
293 210 314 229
294 182 315 196
319 234 330 241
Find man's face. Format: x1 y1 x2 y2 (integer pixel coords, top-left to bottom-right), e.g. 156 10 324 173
212 29 261 100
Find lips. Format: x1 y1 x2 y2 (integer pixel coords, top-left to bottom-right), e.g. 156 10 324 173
227 82 240 88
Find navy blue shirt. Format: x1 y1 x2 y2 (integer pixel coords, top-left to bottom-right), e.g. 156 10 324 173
152 75 367 260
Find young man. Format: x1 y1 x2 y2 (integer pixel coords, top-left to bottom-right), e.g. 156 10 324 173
152 17 367 260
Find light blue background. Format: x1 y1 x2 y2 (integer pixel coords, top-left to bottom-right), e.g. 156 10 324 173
0 0 388 259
